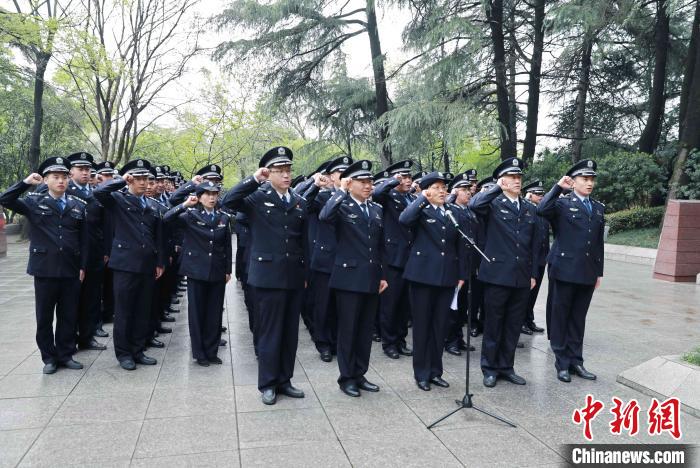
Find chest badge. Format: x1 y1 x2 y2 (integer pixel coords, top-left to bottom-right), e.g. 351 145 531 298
426 218 436 223
264 202 275 207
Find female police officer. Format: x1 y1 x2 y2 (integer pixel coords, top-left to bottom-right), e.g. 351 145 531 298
163 181 233 366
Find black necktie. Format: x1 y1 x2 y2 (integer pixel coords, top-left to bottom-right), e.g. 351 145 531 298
281 194 288 208
360 203 370 223
57 198 65 212
583 198 592 215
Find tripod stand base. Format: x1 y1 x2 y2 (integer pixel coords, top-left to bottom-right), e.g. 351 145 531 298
427 393 517 429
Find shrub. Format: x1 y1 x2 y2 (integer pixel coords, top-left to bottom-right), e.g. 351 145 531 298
677 149 700 200
594 151 666 212
605 206 665 235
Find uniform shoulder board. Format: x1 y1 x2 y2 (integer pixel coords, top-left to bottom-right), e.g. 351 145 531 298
370 201 381 207
147 196 159 202
298 195 307 202
592 198 605 207
26 192 41 197
187 207 196 211
67 194 86 204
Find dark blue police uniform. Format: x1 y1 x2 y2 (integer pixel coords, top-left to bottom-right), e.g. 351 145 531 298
319 160 384 395
93 159 165 368
0 157 88 369
522 180 549 334
469 158 539 385
164 181 233 363
537 160 604 381
400 172 469 389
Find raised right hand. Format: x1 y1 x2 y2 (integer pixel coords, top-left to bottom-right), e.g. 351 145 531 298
23 173 42 185
192 175 204 184
558 176 574 189
124 174 135 184
183 195 198 207
340 177 351 191
254 167 270 182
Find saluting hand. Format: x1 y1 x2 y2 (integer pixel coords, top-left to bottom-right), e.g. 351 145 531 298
192 175 204 184
340 177 351 191
254 167 270 182
379 280 388 294
312 172 327 187
155 266 163 279
530 278 536 290
558 176 574 189
497 177 509 191
183 195 198 207
24 173 42 185
124 174 135 184
79 270 85 283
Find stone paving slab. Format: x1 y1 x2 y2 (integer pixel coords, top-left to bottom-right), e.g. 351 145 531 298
0 235 698 467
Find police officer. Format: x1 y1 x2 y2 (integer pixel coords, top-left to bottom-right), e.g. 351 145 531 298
521 180 549 335
95 161 117 333
0 157 88 373
308 156 353 362
66 152 109 352
222 146 323 405
319 160 386 397
371 160 415 360
469 175 493 338
164 181 233 366
444 171 478 355
400 171 468 391
93 158 165 370
537 160 603 383
469 158 539 388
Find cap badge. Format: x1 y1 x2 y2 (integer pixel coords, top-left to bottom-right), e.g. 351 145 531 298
404 161 410 167
105 162 110 167
538 181 542 186
343 157 349 164
278 147 285 155
438 172 443 177
587 160 593 168
383 171 388 177
56 157 63 164
136 160 144 167
211 165 216 171
513 159 519 167
361 161 368 169
80 153 87 159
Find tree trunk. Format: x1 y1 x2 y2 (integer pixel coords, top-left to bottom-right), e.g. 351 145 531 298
28 52 50 171
507 2 517 153
486 0 515 160
572 35 594 163
638 0 670 154
679 0 700 142
523 0 545 164
669 13 700 199
365 0 392 167
441 140 450 172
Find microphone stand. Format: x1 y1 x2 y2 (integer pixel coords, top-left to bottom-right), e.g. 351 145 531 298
427 210 516 430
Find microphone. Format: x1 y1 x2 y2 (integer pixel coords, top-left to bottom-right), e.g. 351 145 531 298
444 209 460 228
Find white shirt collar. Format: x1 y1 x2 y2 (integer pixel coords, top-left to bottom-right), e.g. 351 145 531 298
504 193 519 204
430 203 444 211
350 195 368 207
573 191 589 202
276 190 290 200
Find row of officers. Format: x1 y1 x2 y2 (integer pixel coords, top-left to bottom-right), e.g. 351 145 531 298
0 147 605 406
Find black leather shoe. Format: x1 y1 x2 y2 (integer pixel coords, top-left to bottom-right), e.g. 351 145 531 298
279 383 305 398
398 344 413 356
570 365 597 380
557 369 571 382
516 342 525 348
165 306 178 314
171 298 180 305
502 373 526 385
221 326 227 333
196 358 210 367
320 350 332 362
134 353 157 365
60 359 84 370
79 339 106 351
156 326 172 334
209 357 223 365
219 339 227 347
94 328 109 338
483 375 497 387
43 362 57 374
161 315 176 323
457 340 469 351
470 328 482 338
528 322 545 333
520 325 533 335
340 383 360 397
372 333 381 342
430 376 449 388
119 359 136 371
445 346 462 356
416 380 431 391
384 348 399 359
262 388 277 405
358 380 380 392
148 338 165 348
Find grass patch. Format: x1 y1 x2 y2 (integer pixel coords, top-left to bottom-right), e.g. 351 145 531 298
606 227 661 249
683 346 700 366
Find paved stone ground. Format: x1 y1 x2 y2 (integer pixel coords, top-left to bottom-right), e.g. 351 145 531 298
0 234 699 467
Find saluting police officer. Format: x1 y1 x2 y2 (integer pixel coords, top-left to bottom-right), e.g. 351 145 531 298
308 156 353 363
0 157 88 373
400 171 469 391
319 160 386 397
93 159 165 371
95 161 117 333
164 181 233 366
222 146 323 405
521 180 549 335
537 160 603 383
469 158 540 388
64 152 110 352
371 160 415 360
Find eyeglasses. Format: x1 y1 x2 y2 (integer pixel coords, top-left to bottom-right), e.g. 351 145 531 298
270 168 292 175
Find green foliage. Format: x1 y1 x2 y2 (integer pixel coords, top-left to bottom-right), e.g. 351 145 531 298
677 149 700 200
605 227 661 249
522 149 571 189
593 151 666 211
604 206 665 235
683 346 700 367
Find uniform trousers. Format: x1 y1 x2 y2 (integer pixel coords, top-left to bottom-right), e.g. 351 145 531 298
334 289 377 385
254 287 302 391
549 279 595 371
311 270 336 353
101 266 114 323
480 283 529 376
77 268 103 345
524 265 546 326
188 278 226 360
471 275 485 331
545 265 553 339
112 270 154 362
409 282 452 382
34 277 80 364
445 282 469 349
149 274 166 336
379 266 410 351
